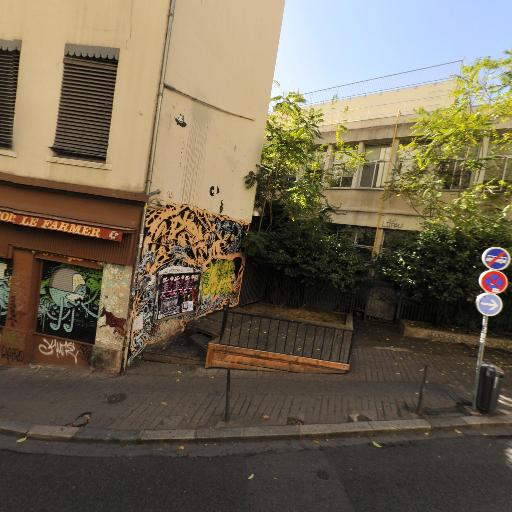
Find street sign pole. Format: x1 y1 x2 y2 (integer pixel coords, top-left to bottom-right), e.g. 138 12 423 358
472 314 489 410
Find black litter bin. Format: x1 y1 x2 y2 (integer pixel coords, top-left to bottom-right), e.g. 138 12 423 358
476 363 504 414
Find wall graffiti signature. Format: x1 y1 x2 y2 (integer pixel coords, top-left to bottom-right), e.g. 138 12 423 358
38 337 92 365
128 202 248 363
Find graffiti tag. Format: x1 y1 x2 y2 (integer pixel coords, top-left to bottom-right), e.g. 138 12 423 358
38 338 91 365
0 344 24 362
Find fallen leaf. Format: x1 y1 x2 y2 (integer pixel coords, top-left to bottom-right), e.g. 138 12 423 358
261 414 270 421
248 473 255 480
16 436 27 444
160 401 167 406
454 429 462 434
424 432 430 436
177 445 186 451
312 439 321 445
372 441 382 448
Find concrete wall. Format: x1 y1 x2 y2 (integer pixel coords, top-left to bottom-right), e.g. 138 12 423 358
316 80 456 127
0 0 168 192
324 188 422 231
150 0 285 221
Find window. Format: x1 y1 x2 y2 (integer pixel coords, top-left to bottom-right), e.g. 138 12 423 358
51 44 119 162
324 144 359 187
359 146 391 188
0 40 21 149
484 143 512 185
37 261 102 343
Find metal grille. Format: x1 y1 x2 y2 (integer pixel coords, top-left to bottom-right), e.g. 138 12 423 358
0 47 20 149
52 49 119 161
220 310 353 364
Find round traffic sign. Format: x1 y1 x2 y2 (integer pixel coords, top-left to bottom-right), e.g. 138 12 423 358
479 269 508 294
482 247 511 270
476 292 503 316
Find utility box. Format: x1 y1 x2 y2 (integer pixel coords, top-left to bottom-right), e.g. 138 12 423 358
476 363 504 414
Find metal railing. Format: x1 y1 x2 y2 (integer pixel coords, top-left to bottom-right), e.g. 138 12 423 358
219 308 353 364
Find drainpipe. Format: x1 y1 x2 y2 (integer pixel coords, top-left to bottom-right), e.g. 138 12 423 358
121 0 177 372
145 0 177 195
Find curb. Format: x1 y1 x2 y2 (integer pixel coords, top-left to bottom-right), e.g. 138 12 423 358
1 414 512 444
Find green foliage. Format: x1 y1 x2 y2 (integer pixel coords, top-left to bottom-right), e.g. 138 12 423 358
380 51 512 306
244 219 365 290
389 50 512 223
245 92 363 227
378 220 512 304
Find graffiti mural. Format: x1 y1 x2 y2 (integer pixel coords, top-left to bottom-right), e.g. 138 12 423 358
37 261 103 343
129 203 248 363
0 259 12 327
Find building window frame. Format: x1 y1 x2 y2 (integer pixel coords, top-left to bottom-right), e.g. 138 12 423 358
0 40 21 150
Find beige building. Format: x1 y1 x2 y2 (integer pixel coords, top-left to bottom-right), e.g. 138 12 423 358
0 0 284 371
308 66 512 255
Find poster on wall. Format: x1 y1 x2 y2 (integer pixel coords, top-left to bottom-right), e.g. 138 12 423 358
156 271 201 320
0 259 12 327
37 261 102 343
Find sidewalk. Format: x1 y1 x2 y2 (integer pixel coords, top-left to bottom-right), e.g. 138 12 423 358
1 320 511 441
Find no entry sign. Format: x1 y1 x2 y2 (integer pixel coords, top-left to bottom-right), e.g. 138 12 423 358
475 293 503 317
482 247 511 271
479 269 508 294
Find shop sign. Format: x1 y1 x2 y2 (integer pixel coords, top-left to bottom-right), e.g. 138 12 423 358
0 209 123 241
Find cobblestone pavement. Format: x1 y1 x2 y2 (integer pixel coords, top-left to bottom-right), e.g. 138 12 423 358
0 320 511 431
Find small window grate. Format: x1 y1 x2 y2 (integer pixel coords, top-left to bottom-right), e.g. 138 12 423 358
0 46 21 149
51 46 119 162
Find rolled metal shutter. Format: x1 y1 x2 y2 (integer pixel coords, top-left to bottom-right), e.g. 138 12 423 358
0 42 21 149
52 46 119 162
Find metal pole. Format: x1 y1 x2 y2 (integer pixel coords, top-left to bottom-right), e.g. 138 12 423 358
473 315 489 410
415 365 428 415
224 369 231 423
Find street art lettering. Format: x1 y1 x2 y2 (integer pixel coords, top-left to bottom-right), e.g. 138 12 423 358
0 259 12 327
38 337 92 365
382 218 404 229
37 262 102 343
0 344 24 362
157 269 201 319
128 203 248 363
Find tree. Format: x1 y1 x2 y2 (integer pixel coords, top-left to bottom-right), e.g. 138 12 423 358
380 51 512 312
245 92 364 230
244 92 366 293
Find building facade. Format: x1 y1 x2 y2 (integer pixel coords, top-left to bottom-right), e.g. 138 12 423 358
309 68 512 256
0 0 284 371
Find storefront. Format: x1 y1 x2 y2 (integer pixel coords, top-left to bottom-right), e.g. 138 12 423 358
0 174 145 372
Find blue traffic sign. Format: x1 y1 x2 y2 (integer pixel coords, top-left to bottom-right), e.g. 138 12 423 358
482 247 511 270
476 293 503 316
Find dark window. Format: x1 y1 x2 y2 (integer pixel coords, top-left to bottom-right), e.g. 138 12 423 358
0 258 12 327
51 44 119 162
0 40 21 149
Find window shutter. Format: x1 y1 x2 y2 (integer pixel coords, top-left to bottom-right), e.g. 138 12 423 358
52 45 119 162
0 41 21 149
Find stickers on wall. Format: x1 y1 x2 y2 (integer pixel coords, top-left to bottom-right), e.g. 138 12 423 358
157 270 201 320
37 261 103 343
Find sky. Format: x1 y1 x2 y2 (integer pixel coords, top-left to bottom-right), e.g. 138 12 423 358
272 0 512 97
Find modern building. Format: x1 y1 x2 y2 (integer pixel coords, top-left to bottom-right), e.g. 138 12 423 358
307 63 512 255
0 0 284 371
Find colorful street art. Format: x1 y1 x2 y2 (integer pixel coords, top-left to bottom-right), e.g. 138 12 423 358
37 261 103 343
128 203 248 363
0 259 12 327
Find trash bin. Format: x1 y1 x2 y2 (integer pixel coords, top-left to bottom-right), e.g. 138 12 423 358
476 363 504 414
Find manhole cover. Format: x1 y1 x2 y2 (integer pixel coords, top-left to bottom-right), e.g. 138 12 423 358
106 393 126 404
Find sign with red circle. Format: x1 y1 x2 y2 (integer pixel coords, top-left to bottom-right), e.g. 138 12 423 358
479 269 508 294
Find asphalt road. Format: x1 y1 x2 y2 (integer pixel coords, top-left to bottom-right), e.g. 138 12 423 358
1 432 512 512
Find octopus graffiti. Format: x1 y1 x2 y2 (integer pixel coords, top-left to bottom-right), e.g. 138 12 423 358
0 259 12 327
37 261 102 343
128 203 247 363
